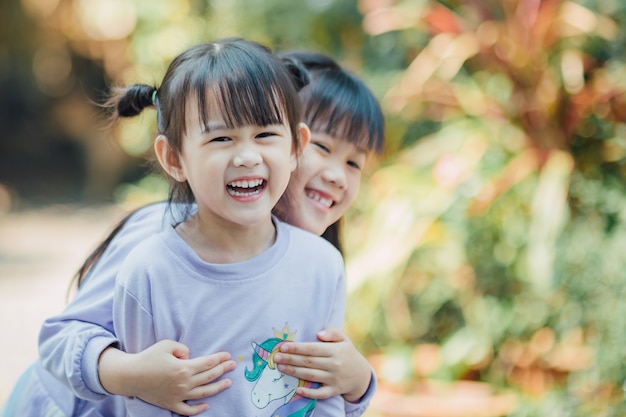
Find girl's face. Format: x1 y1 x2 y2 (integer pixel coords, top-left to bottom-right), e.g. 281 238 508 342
281 132 367 235
158 94 305 229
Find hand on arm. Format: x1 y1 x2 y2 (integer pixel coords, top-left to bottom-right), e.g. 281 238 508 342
273 328 371 403
98 340 237 416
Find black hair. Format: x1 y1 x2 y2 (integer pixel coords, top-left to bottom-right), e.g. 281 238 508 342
275 51 386 252
106 38 308 221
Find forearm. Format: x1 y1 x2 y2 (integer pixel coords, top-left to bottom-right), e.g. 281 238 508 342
39 314 119 400
38 203 169 399
97 345 137 397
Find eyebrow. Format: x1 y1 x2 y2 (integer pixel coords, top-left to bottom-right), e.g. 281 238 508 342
201 121 229 133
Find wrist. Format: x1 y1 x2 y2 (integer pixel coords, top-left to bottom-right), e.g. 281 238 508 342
98 345 135 397
342 388 366 403
342 371 371 403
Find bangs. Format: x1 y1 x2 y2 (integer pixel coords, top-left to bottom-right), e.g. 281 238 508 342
302 72 384 154
191 52 288 131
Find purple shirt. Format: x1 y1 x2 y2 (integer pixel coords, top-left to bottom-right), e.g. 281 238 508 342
33 203 376 417
114 219 346 416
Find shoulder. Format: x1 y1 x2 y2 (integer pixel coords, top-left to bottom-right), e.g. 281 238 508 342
278 220 344 265
114 202 194 244
109 202 168 246
77 202 172 287
117 228 170 275
114 230 173 298
124 201 169 228
125 201 194 226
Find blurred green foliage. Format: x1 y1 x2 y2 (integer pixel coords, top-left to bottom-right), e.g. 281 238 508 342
4 0 626 415
341 1 626 416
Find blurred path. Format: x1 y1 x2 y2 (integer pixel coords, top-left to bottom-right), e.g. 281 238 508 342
0 204 125 405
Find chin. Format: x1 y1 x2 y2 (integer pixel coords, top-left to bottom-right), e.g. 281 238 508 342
310 224 327 236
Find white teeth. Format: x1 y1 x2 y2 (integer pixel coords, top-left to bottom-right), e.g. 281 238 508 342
306 190 333 208
228 179 264 188
228 188 262 197
227 179 264 197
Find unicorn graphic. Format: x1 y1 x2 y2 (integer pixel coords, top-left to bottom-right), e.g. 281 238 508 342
245 323 318 417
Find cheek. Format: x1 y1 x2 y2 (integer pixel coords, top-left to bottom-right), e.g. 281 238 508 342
285 171 307 203
345 174 362 204
291 159 316 187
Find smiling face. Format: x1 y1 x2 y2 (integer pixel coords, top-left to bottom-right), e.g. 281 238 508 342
157 93 300 230
278 131 367 236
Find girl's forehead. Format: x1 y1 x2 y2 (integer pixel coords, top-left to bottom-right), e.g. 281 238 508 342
184 92 226 125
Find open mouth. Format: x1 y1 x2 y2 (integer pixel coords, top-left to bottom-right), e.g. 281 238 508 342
306 189 334 208
227 179 266 196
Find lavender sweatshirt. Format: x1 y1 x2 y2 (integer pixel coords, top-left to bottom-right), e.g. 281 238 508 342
114 218 346 416
34 203 376 417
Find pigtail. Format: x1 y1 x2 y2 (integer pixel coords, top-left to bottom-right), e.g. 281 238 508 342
278 51 340 73
279 56 310 92
105 84 156 119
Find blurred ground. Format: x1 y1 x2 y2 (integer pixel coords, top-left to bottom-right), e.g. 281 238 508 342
0 204 125 406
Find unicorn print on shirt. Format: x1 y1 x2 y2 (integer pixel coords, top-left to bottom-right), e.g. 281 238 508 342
245 323 319 417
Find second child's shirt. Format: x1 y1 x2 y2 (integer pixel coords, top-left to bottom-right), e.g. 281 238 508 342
113 217 346 417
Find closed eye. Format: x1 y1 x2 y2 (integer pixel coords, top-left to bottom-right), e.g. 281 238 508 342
257 131 278 139
210 136 230 143
348 160 362 170
272 374 284 382
314 142 330 153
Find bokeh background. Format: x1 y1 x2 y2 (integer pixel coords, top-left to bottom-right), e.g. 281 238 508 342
2 0 626 416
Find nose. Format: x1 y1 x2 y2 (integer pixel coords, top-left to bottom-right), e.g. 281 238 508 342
322 161 347 189
233 144 262 168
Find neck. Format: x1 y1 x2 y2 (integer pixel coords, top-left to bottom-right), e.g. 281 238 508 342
176 212 276 264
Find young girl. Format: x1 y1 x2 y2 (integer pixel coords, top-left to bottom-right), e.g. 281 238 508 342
2 48 385 417
269 50 384 402
108 37 351 417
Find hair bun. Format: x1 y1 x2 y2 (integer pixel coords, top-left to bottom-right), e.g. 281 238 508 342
280 57 310 92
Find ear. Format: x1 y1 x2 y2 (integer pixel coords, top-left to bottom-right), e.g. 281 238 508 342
291 122 311 172
154 135 186 182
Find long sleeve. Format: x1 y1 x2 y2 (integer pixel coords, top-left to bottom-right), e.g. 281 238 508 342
113 258 171 417
38 202 169 400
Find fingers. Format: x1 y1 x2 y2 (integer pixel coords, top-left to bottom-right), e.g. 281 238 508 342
187 351 233 375
274 350 320 368
294 384 337 400
316 327 347 343
278 341 332 357
183 352 236 400
191 358 237 388
151 339 191 359
168 341 191 360
276 362 327 384
172 401 209 416
185 376 233 401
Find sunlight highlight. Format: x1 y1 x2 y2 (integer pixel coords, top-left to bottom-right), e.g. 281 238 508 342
74 0 136 40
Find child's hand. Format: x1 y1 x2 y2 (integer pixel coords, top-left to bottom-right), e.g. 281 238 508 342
273 328 371 403
99 340 236 415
